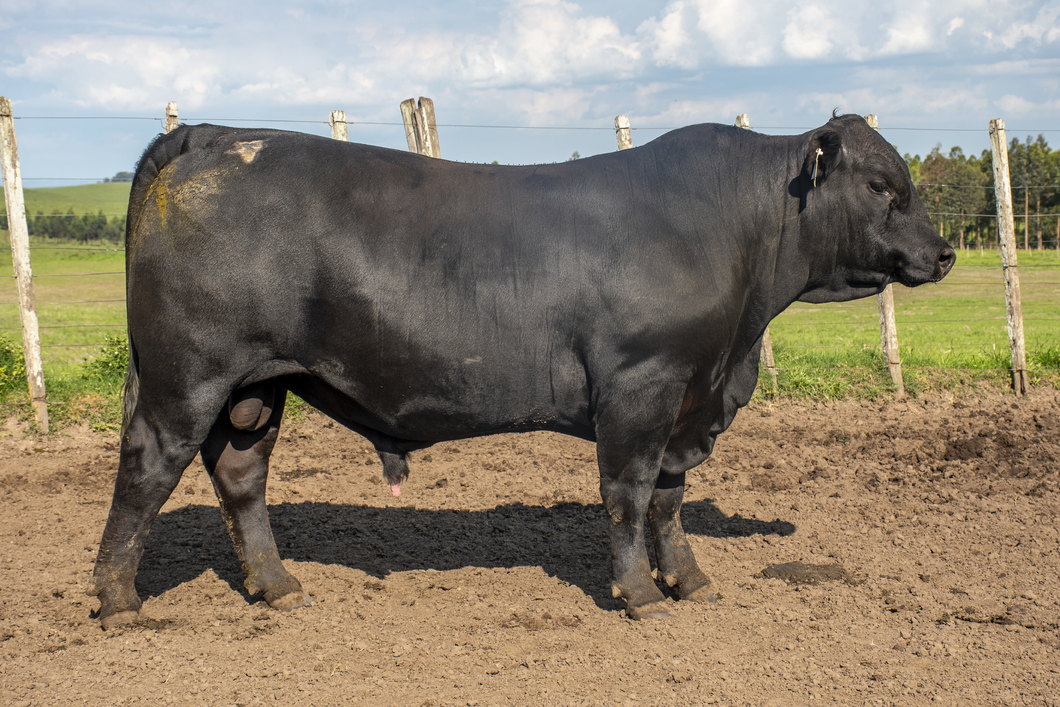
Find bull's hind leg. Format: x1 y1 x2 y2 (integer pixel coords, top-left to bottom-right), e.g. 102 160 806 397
647 476 718 603
200 386 310 612
91 411 204 628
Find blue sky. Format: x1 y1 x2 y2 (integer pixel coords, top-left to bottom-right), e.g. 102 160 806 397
2 0 1059 186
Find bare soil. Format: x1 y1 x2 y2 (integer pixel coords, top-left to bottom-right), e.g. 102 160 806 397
2 389 1059 706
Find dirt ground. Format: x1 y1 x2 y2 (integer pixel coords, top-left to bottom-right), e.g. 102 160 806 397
1 388 1058 706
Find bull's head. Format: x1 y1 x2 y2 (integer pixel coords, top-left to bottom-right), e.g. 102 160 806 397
796 115 955 303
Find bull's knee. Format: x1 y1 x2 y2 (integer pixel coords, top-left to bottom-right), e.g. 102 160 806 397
228 382 275 431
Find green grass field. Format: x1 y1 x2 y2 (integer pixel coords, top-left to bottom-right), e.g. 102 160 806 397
0 182 131 218
765 248 1060 396
1 183 1059 428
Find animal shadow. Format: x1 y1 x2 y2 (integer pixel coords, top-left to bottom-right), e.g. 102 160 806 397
138 499 795 611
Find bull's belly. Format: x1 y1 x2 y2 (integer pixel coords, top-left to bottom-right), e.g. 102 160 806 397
282 366 594 444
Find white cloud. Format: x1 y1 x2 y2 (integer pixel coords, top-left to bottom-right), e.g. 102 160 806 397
2 0 1058 149
798 80 991 121
6 35 222 109
878 8 936 55
637 0 787 68
630 95 771 128
783 5 836 60
999 3 1060 47
996 94 1036 113
637 2 697 69
636 0 1060 67
456 0 641 87
969 58 1060 77
692 0 784 66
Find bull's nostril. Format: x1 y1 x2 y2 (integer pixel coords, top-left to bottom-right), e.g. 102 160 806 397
938 247 956 275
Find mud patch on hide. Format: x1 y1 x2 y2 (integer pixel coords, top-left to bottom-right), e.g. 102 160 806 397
225 140 265 163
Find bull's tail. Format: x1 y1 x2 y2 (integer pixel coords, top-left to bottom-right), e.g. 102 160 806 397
120 336 139 440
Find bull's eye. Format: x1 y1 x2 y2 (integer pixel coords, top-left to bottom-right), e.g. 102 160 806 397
869 181 889 196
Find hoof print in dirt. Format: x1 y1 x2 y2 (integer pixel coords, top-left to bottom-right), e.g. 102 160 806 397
759 561 849 585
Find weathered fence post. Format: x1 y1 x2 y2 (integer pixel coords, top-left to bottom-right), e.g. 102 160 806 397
614 115 632 151
865 114 905 398
329 110 348 141
989 118 1028 395
734 114 778 393
164 101 179 133
399 98 441 158
0 97 49 433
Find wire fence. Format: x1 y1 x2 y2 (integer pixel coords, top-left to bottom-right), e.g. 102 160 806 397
1 108 1059 396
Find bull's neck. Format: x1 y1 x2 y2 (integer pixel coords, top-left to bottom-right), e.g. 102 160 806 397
673 131 810 336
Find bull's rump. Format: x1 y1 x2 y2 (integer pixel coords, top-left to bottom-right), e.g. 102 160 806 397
126 128 705 440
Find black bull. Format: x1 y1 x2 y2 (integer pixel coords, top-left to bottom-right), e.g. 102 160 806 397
91 115 954 627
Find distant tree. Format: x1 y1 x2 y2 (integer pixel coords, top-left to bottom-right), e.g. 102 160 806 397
1007 135 1055 250
914 144 990 249
567 151 580 161
26 208 125 243
904 153 922 185
103 171 134 183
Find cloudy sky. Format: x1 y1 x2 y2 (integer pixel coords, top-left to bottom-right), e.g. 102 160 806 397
2 0 1059 186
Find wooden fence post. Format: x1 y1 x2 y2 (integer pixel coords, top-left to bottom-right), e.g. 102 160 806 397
329 110 348 141
0 97 49 433
614 115 632 151
734 113 778 393
989 118 1028 395
865 114 905 399
399 98 441 158
164 101 179 133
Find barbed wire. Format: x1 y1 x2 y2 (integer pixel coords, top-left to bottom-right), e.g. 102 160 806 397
917 183 1058 190
6 272 124 278
10 115 1060 134
3 115 1059 391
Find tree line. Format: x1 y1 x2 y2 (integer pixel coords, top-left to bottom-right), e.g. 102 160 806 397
0 209 127 243
905 134 1059 251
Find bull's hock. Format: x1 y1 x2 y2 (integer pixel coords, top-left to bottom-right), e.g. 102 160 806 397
91 114 953 628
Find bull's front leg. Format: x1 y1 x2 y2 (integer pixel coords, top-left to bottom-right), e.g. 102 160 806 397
595 381 684 619
647 475 717 603
599 471 670 619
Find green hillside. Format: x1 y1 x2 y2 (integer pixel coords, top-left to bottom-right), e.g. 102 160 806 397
1 182 131 217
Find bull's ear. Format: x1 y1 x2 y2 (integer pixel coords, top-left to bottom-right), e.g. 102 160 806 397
802 128 843 188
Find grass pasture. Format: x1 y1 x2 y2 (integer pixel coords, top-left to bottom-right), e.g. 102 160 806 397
0 181 132 219
765 248 1060 396
1 182 1059 428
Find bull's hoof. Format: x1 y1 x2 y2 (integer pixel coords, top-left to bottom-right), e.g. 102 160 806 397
683 585 721 604
265 590 312 612
100 610 141 630
625 600 673 620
